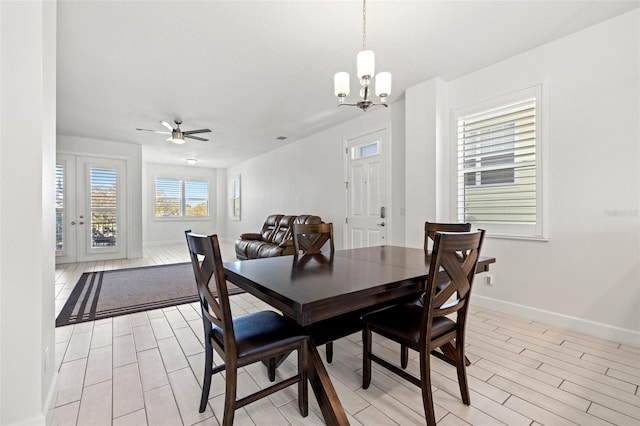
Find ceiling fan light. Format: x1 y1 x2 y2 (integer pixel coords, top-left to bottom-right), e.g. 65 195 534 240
171 137 186 144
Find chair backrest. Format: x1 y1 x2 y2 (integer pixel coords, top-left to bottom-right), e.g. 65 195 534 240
293 215 322 226
421 230 484 342
293 223 334 255
261 214 284 242
185 231 236 354
271 215 296 245
424 221 471 255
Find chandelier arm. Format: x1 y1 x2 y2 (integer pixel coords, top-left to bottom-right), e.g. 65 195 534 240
337 102 388 110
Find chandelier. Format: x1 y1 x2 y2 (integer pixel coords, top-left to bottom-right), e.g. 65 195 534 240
334 0 391 111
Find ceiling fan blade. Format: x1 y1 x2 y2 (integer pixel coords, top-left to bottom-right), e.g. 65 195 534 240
161 121 174 131
182 128 212 135
136 128 171 134
185 134 209 142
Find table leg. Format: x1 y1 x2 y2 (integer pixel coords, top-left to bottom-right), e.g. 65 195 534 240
307 339 350 425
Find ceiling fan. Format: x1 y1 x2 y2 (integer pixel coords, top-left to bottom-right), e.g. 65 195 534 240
136 119 211 144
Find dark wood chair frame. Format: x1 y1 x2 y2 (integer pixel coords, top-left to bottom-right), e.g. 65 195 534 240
362 230 485 425
292 222 337 362
185 231 309 425
400 221 473 369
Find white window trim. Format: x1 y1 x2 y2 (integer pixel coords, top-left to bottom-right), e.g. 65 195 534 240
450 83 550 241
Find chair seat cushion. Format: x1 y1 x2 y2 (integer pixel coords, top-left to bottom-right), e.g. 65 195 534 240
361 303 456 348
212 310 306 358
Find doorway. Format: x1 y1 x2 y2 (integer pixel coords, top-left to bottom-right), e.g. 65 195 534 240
56 155 127 263
344 129 388 248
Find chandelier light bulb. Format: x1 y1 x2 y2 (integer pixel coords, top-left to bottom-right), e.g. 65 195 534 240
357 50 375 79
375 72 391 97
334 72 350 97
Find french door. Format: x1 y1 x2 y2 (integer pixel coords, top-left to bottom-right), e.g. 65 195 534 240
56 155 127 263
345 129 388 248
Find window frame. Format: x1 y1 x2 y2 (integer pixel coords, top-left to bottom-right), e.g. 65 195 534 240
153 176 210 220
451 84 549 240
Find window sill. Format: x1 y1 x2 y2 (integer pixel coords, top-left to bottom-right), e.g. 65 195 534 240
152 217 211 222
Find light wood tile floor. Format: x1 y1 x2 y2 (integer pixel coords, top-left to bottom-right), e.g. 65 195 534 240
52 243 640 425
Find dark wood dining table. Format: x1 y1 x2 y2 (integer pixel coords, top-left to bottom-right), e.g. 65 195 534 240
224 245 495 425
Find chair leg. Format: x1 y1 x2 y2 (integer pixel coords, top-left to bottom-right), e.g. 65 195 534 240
298 341 309 417
222 363 238 426
268 357 276 382
400 344 409 369
362 327 372 389
419 348 437 426
199 342 214 413
325 342 333 363
455 338 470 405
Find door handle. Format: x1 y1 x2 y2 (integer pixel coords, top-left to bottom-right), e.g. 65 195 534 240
376 222 385 227
70 221 76 225
79 222 84 225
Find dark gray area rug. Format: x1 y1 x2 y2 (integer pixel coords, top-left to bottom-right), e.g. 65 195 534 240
56 262 243 327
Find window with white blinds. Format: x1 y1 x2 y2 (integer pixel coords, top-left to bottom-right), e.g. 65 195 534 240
56 164 64 251
454 85 545 239
91 168 118 247
155 177 209 218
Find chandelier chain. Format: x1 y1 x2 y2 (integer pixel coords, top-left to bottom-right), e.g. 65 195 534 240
362 0 367 50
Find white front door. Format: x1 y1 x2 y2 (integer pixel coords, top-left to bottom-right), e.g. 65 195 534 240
345 129 387 248
56 155 127 263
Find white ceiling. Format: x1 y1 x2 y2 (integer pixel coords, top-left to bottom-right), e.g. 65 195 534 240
57 0 639 168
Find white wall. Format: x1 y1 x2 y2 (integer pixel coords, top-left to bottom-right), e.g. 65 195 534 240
405 77 449 248
57 135 144 258
226 105 406 249
444 10 639 344
143 162 220 245
0 1 56 424
226 10 639 345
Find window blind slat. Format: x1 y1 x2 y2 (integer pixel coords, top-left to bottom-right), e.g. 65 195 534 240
457 97 537 225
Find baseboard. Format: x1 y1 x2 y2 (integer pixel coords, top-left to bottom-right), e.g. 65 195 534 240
4 371 57 426
5 415 46 426
144 237 235 247
42 371 58 426
143 240 183 247
472 295 640 347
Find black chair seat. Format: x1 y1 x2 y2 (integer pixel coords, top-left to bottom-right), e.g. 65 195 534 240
362 304 456 348
212 310 307 359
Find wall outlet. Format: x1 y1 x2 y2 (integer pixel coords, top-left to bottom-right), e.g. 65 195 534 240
486 275 494 285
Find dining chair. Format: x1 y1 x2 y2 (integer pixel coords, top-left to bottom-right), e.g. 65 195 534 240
293 222 334 256
292 222 337 363
361 230 485 425
185 231 308 425
400 221 473 368
424 221 471 255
